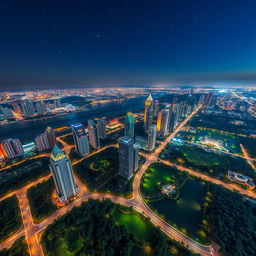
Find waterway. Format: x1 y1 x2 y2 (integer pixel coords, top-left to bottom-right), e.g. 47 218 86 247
0 95 150 144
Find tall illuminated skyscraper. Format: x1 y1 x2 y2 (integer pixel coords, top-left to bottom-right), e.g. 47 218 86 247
147 124 156 151
45 127 57 148
118 136 138 179
88 120 100 149
144 94 154 133
71 123 89 156
153 100 159 118
156 107 169 137
124 112 134 139
49 146 78 203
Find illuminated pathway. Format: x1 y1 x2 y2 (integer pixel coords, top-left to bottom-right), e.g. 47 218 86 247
0 104 224 256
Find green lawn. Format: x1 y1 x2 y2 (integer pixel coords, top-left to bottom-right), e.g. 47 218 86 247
27 178 58 223
141 163 209 245
0 196 22 242
141 163 187 196
113 209 154 243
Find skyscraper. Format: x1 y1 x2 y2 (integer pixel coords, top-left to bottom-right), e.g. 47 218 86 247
124 112 134 139
97 119 107 139
45 127 57 148
147 124 156 151
153 100 159 118
133 143 140 172
21 99 35 117
49 146 79 203
118 136 138 180
156 107 169 137
71 123 89 156
2 138 24 159
144 94 154 133
88 120 100 149
35 133 50 152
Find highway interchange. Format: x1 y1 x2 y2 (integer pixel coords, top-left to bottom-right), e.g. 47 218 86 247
0 104 255 256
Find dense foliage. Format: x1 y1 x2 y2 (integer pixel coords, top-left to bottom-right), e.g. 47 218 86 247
207 186 256 256
0 237 29 256
0 158 50 197
0 196 22 242
41 199 191 256
162 144 256 179
27 178 57 222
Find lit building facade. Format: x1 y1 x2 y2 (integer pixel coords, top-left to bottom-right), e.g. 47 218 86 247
97 119 107 139
124 112 134 139
144 94 154 133
88 120 100 149
147 124 156 151
49 146 79 203
71 123 89 156
2 138 24 159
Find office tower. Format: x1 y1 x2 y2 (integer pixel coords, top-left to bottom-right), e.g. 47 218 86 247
153 100 159 118
133 143 139 172
71 123 89 156
49 146 79 203
147 124 156 151
144 94 154 133
88 120 100 149
35 101 46 115
118 136 138 179
168 108 176 132
2 138 24 159
156 107 169 137
97 119 107 139
0 107 13 119
35 133 50 152
21 99 35 117
124 112 134 139
45 127 57 148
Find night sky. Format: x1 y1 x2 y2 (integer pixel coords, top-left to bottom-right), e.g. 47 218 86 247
0 0 256 89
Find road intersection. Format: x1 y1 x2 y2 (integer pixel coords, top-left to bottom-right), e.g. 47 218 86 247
1 104 252 256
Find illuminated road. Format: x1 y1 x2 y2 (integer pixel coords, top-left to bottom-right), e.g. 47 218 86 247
0 104 221 256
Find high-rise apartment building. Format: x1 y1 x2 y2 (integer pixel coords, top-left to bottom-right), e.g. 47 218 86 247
144 94 154 133
45 127 57 148
49 146 79 203
21 99 35 117
2 138 24 159
124 112 134 139
35 133 50 152
97 119 107 139
71 123 89 156
118 136 138 179
147 124 156 151
88 120 100 149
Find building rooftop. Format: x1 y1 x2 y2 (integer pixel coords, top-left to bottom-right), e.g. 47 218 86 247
51 145 66 161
